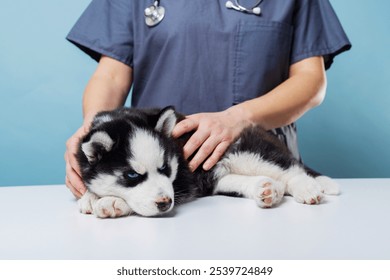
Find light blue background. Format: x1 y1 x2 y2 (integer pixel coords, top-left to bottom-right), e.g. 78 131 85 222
0 0 389 186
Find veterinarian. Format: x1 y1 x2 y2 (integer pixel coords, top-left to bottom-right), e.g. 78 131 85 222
65 0 351 198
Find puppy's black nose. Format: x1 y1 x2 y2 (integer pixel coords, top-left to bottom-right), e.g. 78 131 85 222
155 197 172 212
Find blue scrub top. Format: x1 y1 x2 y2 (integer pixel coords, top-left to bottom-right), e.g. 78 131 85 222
67 0 351 159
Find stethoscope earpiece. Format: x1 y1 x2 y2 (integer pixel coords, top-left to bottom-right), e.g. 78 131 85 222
225 1 235 9
225 0 263 16
252 7 261 15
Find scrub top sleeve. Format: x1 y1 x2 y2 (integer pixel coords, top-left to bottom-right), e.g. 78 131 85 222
290 0 351 69
66 0 134 68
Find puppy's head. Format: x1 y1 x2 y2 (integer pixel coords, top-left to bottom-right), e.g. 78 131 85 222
78 107 181 216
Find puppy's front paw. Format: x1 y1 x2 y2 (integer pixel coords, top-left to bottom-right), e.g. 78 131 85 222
93 196 132 218
78 191 99 215
254 177 285 208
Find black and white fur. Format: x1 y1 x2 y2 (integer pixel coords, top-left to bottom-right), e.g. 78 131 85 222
77 107 339 218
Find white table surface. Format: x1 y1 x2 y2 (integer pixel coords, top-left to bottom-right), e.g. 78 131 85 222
0 179 389 260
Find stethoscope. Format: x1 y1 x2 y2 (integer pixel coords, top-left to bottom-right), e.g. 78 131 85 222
145 0 264 27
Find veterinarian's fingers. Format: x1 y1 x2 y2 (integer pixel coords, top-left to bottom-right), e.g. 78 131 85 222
202 141 231 170
66 137 83 177
187 135 220 171
65 175 83 198
171 117 198 138
183 129 210 161
65 170 85 198
65 152 86 196
68 152 82 177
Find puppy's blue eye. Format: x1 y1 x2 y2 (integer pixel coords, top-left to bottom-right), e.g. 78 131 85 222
158 164 166 172
123 170 146 188
127 172 140 179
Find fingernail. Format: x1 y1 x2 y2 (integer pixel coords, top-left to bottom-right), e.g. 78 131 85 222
189 164 195 172
203 163 210 171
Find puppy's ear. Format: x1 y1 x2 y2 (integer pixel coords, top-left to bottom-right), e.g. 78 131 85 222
155 106 178 137
80 131 114 165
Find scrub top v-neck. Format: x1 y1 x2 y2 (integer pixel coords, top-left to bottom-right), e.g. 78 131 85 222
67 0 351 159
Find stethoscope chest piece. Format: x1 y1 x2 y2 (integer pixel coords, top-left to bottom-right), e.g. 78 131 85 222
145 3 165 27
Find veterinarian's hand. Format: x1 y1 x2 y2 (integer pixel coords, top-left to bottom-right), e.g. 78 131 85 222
65 125 89 198
172 106 253 171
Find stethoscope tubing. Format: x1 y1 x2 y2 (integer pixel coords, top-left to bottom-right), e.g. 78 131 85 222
145 0 264 27
234 0 263 11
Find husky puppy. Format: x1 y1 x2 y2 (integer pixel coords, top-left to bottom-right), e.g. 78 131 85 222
77 107 339 218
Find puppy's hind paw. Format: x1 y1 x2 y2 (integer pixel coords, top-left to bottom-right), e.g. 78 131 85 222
254 177 285 208
288 175 324 205
316 176 340 195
